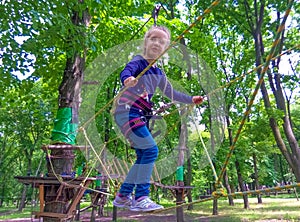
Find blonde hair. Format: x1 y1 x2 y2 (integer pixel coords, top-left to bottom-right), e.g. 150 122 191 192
143 26 171 54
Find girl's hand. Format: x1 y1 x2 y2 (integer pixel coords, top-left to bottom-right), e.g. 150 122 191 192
124 76 138 87
192 96 204 105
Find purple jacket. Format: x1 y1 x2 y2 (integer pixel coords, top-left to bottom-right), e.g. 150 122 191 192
115 55 193 114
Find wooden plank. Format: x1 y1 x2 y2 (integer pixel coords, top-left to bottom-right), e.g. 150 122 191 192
151 181 194 189
42 144 90 151
15 176 96 186
39 184 44 212
67 180 93 215
33 211 73 219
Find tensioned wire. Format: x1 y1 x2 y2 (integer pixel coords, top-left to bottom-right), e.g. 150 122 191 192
78 0 223 187
94 43 299 186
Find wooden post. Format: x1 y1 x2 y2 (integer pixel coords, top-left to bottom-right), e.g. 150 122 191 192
176 182 184 222
75 203 80 221
175 106 189 222
112 205 117 221
39 184 44 213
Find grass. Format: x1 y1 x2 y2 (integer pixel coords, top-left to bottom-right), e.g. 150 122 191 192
184 196 300 221
0 202 92 220
0 196 299 221
0 205 39 220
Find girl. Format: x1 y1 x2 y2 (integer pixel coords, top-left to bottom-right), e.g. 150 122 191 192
113 26 203 212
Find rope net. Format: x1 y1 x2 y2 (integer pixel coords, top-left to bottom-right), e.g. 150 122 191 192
44 0 299 213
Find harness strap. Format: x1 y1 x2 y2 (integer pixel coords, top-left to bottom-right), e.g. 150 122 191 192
119 91 152 113
121 117 146 137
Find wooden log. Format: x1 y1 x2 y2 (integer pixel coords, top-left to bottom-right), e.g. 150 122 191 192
42 144 90 151
39 184 44 213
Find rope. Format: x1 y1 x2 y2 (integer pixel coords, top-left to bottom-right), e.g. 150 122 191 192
81 127 115 185
73 40 298 196
78 0 297 216
133 0 222 82
206 44 300 98
45 0 297 210
190 113 219 184
150 182 300 214
221 183 300 199
215 0 295 187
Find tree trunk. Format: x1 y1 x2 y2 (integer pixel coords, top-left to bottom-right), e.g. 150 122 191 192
212 192 218 215
18 150 34 211
235 157 249 209
43 3 90 221
253 153 262 203
44 54 85 222
18 185 27 211
176 107 189 222
223 170 234 206
186 148 193 210
245 0 300 182
278 154 287 184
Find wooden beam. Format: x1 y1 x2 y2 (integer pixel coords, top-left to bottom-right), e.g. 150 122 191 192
32 211 73 219
39 184 44 213
42 144 90 151
67 180 93 215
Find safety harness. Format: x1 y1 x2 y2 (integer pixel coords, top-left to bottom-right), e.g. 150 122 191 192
118 90 152 114
118 90 153 137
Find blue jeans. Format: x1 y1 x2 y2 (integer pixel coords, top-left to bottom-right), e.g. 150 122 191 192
115 112 158 199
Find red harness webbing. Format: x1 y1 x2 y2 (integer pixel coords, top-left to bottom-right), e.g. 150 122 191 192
121 117 146 137
119 91 152 113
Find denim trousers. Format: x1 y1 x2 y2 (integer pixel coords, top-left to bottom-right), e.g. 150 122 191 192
114 112 158 199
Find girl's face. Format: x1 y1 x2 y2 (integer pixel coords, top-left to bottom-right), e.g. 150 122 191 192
144 29 169 60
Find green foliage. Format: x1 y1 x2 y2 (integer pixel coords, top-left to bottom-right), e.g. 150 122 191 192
1 0 299 209
290 97 300 142
0 79 55 205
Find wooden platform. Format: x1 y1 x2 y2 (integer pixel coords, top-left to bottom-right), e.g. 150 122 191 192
41 144 90 151
151 181 194 190
32 211 74 220
15 176 96 221
15 175 96 186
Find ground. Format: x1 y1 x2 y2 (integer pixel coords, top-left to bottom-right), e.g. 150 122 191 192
0 209 203 222
0 198 298 221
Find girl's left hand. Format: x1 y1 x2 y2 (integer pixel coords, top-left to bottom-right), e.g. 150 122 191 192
192 96 204 105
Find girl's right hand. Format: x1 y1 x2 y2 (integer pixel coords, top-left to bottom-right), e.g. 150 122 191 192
124 76 138 87
192 96 204 105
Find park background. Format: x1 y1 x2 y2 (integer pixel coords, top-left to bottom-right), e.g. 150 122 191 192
0 0 299 221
